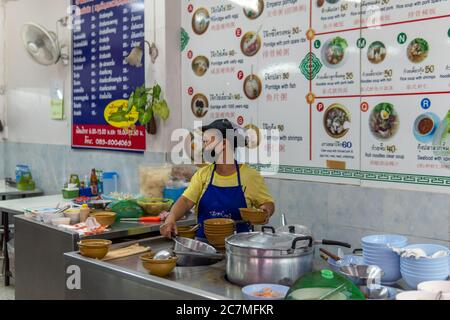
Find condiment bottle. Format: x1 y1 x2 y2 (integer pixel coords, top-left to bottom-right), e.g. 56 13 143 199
80 204 90 222
90 169 98 196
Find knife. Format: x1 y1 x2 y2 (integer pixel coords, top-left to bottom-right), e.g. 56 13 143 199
121 216 161 223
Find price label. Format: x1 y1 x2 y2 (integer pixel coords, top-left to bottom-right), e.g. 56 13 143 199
361 102 369 112
317 103 324 112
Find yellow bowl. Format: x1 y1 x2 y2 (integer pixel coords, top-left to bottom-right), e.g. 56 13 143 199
205 233 232 247
177 227 197 239
204 227 235 234
89 211 117 227
177 232 196 239
203 218 234 226
137 198 173 216
204 224 235 230
78 239 112 259
140 254 177 277
239 208 268 225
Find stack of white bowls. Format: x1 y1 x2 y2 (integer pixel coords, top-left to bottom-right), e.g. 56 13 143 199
400 244 450 289
362 234 408 285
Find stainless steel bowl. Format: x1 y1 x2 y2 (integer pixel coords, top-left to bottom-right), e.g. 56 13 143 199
173 237 224 266
339 265 384 286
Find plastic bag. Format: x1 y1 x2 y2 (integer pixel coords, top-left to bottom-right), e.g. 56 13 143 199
170 165 197 181
139 165 172 198
109 200 144 220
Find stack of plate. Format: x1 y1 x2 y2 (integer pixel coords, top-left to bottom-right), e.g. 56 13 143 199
362 234 408 285
204 218 235 250
400 244 450 289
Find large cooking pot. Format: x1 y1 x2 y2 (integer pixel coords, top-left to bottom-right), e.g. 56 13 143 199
225 226 350 286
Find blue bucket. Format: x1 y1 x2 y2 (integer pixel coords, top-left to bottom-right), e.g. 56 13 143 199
163 187 187 203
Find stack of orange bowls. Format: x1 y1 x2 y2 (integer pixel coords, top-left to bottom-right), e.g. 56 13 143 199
204 218 235 249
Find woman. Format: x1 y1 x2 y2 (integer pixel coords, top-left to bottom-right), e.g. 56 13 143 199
160 119 275 241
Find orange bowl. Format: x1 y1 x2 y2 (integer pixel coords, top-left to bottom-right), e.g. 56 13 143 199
239 208 268 225
177 230 196 239
140 253 177 277
89 211 117 227
205 234 229 246
204 225 235 231
204 228 234 234
203 218 234 226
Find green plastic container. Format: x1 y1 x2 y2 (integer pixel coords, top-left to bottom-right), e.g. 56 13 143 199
62 188 79 199
285 269 366 300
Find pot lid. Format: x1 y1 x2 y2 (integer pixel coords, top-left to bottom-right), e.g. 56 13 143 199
276 224 312 237
226 230 307 251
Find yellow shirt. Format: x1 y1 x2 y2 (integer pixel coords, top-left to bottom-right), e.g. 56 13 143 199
182 164 274 211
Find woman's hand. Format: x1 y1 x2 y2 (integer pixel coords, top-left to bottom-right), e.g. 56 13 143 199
260 202 275 225
159 196 196 239
160 214 178 239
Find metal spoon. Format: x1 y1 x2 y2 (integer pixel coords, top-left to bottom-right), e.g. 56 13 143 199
154 250 172 260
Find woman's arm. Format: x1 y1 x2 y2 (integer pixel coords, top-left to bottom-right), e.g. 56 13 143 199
160 196 195 238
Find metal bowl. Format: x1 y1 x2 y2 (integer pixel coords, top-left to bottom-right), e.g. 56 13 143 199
339 264 385 286
359 285 398 300
173 237 223 267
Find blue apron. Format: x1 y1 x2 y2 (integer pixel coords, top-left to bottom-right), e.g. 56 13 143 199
196 162 250 239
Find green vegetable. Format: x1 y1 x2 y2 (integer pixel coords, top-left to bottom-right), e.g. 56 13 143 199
330 37 348 50
374 102 394 115
412 38 429 52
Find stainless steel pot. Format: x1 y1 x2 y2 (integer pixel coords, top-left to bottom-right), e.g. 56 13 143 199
225 226 351 286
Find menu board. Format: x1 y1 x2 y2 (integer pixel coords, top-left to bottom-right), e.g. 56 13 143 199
181 0 450 192
72 0 146 152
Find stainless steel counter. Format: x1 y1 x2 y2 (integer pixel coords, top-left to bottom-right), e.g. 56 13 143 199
14 214 196 300
0 188 45 286
64 236 330 300
0 179 43 200
64 236 244 300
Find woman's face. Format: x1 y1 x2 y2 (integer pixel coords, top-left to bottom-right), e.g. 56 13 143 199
202 130 219 149
202 130 223 163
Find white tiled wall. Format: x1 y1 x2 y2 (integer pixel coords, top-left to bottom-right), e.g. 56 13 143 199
265 177 450 250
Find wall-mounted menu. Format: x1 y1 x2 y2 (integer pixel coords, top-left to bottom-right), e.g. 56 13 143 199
359 0 450 191
181 0 450 192
72 0 146 152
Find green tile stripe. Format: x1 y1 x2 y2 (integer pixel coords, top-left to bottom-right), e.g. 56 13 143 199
249 164 450 187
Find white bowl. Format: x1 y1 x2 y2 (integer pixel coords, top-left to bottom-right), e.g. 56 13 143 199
396 290 441 300
51 217 71 226
242 284 290 300
417 281 450 300
64 210 81 224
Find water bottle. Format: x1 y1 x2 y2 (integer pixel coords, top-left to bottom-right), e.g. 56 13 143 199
102 172 118 196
